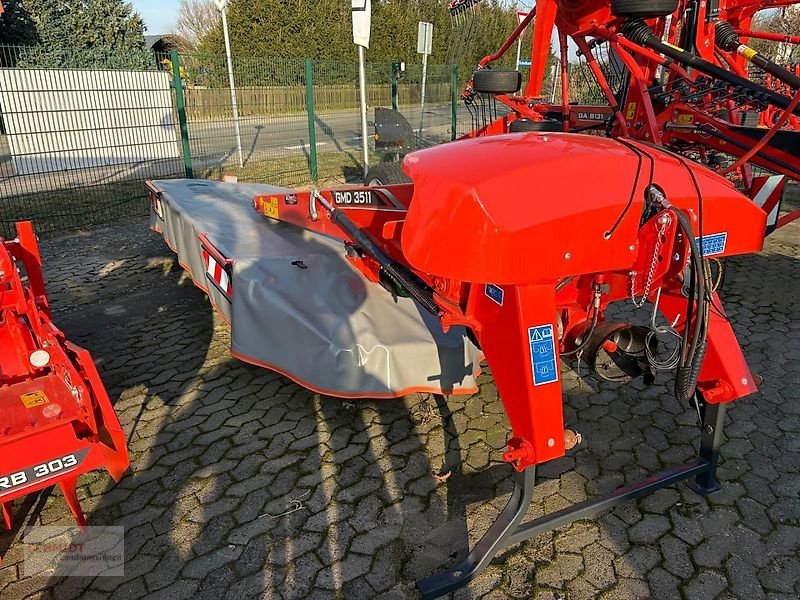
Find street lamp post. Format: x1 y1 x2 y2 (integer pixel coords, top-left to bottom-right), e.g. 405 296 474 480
215 0 244 168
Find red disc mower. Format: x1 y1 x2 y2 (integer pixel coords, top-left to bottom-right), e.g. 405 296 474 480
147 1 798 597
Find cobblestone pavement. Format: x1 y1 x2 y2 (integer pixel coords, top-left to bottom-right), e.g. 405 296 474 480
0 213 797 600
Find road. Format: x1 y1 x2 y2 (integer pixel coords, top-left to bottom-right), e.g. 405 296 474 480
186 103 472 166
0 104 474 199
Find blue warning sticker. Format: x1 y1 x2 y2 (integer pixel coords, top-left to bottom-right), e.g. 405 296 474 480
528 324 558 386
696 232 727 257
485 284 504 306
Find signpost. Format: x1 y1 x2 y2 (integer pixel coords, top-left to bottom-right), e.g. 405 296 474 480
214 0 243 168
417 21 433 144
352 0 371 178
515 11 529 70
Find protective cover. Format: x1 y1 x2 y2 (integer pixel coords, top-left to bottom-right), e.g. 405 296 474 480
149 179 482 398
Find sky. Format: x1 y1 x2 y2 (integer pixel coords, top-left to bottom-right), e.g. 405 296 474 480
131 0 181 35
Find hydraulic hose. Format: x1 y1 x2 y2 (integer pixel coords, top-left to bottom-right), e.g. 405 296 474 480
675 339 707 402
312 191 444 317
671 207 710 402
715 21 800 92
621 20 800 117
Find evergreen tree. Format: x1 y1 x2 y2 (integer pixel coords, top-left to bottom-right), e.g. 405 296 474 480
6 0 150 69
0 0 38 49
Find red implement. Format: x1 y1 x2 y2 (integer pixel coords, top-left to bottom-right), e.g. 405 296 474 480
0 222 128 532
248 130 766 596
457 0 800 231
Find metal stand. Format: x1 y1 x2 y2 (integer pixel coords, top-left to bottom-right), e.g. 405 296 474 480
416 468 536 598
688 402 725 495
417 402 727 599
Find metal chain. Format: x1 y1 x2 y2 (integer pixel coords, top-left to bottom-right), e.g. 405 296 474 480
631 215 671 308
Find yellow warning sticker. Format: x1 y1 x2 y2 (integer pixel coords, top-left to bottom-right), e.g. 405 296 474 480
739 46 758 61
21 391 49 408
677 114 694 125
256 196 280 219
626 102 637 120
265 197 280 219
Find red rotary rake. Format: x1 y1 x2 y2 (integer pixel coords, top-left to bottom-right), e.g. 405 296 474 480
458 0 800 231
0 222 128 533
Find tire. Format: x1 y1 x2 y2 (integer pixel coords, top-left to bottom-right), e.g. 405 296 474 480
365 162 411 186
472 69 522 94
509 118 562 132
611 0 678 18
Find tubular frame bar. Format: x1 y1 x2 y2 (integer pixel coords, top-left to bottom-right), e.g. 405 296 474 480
416 401 728 599
416 467 536 599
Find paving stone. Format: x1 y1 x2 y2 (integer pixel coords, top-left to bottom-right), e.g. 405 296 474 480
0 217 796 600
684 569 729 600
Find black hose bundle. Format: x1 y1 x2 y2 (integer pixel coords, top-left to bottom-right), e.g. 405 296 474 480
671 208 712 402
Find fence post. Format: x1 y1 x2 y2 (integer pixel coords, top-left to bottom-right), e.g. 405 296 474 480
170 51 193 179
450 64 458 141
304 58 319 182
391 62 399 111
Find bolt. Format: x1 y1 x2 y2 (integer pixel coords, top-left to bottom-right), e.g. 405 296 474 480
629 245 635 251
564 252 571 260
547 438 555 447
658 214 671 225
673 253 681 260
742 378 748 385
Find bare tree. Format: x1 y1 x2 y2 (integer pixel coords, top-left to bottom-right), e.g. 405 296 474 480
752 6 800 63
175 0 218 48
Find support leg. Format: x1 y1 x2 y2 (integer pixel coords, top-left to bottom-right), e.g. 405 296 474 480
1 501 12 530
59 478 87 529
688 401 726 496
416 467 536 599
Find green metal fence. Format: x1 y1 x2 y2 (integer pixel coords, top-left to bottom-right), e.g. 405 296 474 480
0 46 461 237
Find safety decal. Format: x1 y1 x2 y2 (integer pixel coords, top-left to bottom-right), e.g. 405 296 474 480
528 325 558 386
696 232 727 256
284 193 299 205
254 195 280 219
20 391 49 408
625 102 637 119
485 284 504 306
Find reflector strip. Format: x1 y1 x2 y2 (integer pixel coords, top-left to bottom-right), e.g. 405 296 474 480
201 248 233 298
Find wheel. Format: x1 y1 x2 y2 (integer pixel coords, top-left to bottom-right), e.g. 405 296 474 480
509 118 562 132
472 69 522 94
611 0 679 18
365 162 411 186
